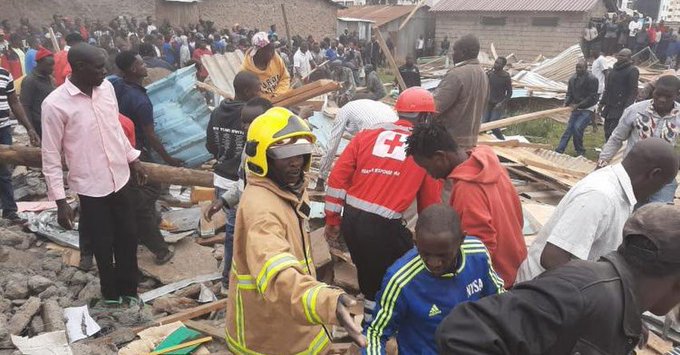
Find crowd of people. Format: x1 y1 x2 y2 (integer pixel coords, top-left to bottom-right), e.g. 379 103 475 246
0 10 679 355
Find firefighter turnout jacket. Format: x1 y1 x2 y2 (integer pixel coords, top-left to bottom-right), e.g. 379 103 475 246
325 119 441 226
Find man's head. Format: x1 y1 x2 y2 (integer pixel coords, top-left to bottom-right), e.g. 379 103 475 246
65 32 84 47
115 50 148 80
575 59 587 77
415 204 465 277
241 97 273 132
233 70 261 102
251 31 275 63
451 34 480 64
270 24 276 32
35 47 55 76
405 55 415 67
27 36 40 50
405 123 463 179
493 56 507 72
616 48 633 63
623 137 679 202
299 41 308 53
68 43 107 87
138 42 156 58
197 39 207 49
618 203 680 316
652 75 680 116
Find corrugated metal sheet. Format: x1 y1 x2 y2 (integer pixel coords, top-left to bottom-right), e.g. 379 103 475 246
201 51 245 99
146 65 213 168
431 0 599 12
338 5 418 27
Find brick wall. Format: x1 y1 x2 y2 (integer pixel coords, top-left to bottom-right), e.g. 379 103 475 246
192 0 338 39
435 5 608 61
3 0 154 26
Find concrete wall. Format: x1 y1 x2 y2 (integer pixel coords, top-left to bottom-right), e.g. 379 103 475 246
3 0 154 25
382 8 432 62
434 2 608 60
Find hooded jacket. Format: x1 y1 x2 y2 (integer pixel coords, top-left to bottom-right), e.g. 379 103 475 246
447 145 526 288
226 174 344 354
242 49 291 99
601 61 639 118
206 100 245 182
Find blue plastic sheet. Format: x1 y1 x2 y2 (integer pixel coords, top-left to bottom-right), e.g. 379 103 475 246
146 66 213 168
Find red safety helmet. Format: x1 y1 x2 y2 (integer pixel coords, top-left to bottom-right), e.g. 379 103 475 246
394 87 437 115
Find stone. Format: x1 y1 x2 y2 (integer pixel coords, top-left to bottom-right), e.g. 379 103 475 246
77 280 100 304
29 315 44 334
57 267 77 283
70 342 118 355
38 286 59 300
4 279 28 300
70 270 89 286
107 327 136 346
28 275 54 294
0 228 24 246
7 297 41 335
152 296 199 315
0 299 11 314
0 246 9 262
15 234 36 251
0 316 10 349
42 259 63 273
11 300 26 306
42 299 65 332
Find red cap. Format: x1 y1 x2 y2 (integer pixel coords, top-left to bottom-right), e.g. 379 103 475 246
35 46 53 61
395 87 437 114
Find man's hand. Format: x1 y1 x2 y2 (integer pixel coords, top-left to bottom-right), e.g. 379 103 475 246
56 199 74 230
325 224 340 241
165 156 184 167
28 129 41 147
204 199 225 222
130 160 148 185
596 159 609 170
336 294 367 348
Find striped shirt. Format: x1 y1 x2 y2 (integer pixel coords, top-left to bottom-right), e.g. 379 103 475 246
0 68 16 129
319 99 398 180
668 347 680 355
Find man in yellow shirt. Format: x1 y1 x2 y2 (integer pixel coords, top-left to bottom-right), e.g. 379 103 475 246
242 32 290 99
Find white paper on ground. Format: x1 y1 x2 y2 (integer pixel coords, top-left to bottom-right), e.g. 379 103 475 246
63 306 101 343
11 330 74 355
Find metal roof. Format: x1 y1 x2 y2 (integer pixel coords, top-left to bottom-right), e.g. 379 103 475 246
431 0 601 12
338 5 420 27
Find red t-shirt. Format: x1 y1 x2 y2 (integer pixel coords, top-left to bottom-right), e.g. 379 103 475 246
118 113 136 147
53 50 71 86
192 48 212 80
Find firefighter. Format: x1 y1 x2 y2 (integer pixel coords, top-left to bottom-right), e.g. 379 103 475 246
226 107 366 354
324 87 442 323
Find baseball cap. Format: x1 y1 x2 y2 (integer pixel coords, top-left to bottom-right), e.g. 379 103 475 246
35 46 53 61
250 31 270 57
620 203 680 265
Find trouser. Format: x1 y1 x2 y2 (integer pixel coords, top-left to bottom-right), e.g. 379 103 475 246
604 110 625 142
215 187 236 287
627 37 636 50
0 126 17 217
604 37 618 55
131 182 169 257
482 105 506 140
340 205 413 301
78 185 139 300
556 110 592 156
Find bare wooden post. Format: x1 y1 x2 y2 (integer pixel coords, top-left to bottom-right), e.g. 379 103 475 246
281 4 292 41
373 27 406 91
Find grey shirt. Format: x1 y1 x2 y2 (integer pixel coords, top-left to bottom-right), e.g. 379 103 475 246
20 71 55 134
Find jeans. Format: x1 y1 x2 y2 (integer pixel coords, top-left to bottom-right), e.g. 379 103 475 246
639 179 678 207
0 126 17 217
482 106 506 140
215 187 236 287
556 110 592 156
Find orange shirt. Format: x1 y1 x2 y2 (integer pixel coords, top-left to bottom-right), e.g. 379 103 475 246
53 50 71 87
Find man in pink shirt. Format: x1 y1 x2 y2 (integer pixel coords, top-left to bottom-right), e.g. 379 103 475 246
41 43 147 307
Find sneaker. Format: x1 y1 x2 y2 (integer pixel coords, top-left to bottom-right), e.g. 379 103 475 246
3 212 26 225
154 250 174 265
123 295 145 308
79 254 95 271
90 297 125 310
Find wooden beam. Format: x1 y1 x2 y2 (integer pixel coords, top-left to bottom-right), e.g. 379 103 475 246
480 107 572 131
398 0 426 31
490 42 498 60
184 320 227 342
478 140 551 149
195 81 233 100
272 80 340 108
134 299 229 333
48 27 60 52
373 27 407 91
281 4 292 42
0 145 214 187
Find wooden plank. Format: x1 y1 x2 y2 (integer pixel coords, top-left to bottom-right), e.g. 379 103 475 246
490 42 498 60
273 80 340 108
646 332 674 354
281 4 292 44
134 299 229 333
480 107 572 131
184 320 226 342
398 0 426 31
478 140 551 149
48 27 60 52
373 27 406 90
195 235 224 246
519 157 588 178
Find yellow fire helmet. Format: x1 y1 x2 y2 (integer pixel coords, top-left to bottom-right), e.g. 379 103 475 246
244 107 317 177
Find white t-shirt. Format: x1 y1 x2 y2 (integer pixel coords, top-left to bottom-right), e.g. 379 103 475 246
293 49 314 78
417 39 424 50
591 55 612 94
516 164 637 283
629 21 641 37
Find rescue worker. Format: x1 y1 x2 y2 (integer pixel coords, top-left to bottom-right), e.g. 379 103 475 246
324 87 442 323
226 107 365 354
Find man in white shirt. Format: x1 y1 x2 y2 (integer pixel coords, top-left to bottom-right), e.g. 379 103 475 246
416 35 425 58
591 52 612 95
517 137 679 282
315 99 398 191
293 41 315 80
628 15 642 50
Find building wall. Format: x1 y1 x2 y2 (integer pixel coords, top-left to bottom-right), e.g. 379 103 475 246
380 8 432 63
3 0 154 26
434 8 607 61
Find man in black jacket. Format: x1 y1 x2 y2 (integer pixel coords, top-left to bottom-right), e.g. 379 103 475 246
436 203 680 355
556 60 600 156
482 57 512 140
599 49 640 141
397 55 421 89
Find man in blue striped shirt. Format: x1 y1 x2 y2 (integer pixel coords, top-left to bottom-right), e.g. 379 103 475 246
363 204 504 355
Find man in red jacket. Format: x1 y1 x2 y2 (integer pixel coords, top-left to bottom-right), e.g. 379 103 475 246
406 124 526 288
324 87 441 321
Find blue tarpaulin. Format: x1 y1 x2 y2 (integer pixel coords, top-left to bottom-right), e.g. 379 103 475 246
146 66 213 168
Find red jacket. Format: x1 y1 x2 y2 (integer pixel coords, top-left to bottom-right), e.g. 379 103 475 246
448 145 526 288
325 120 441 226
53 50 71 87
